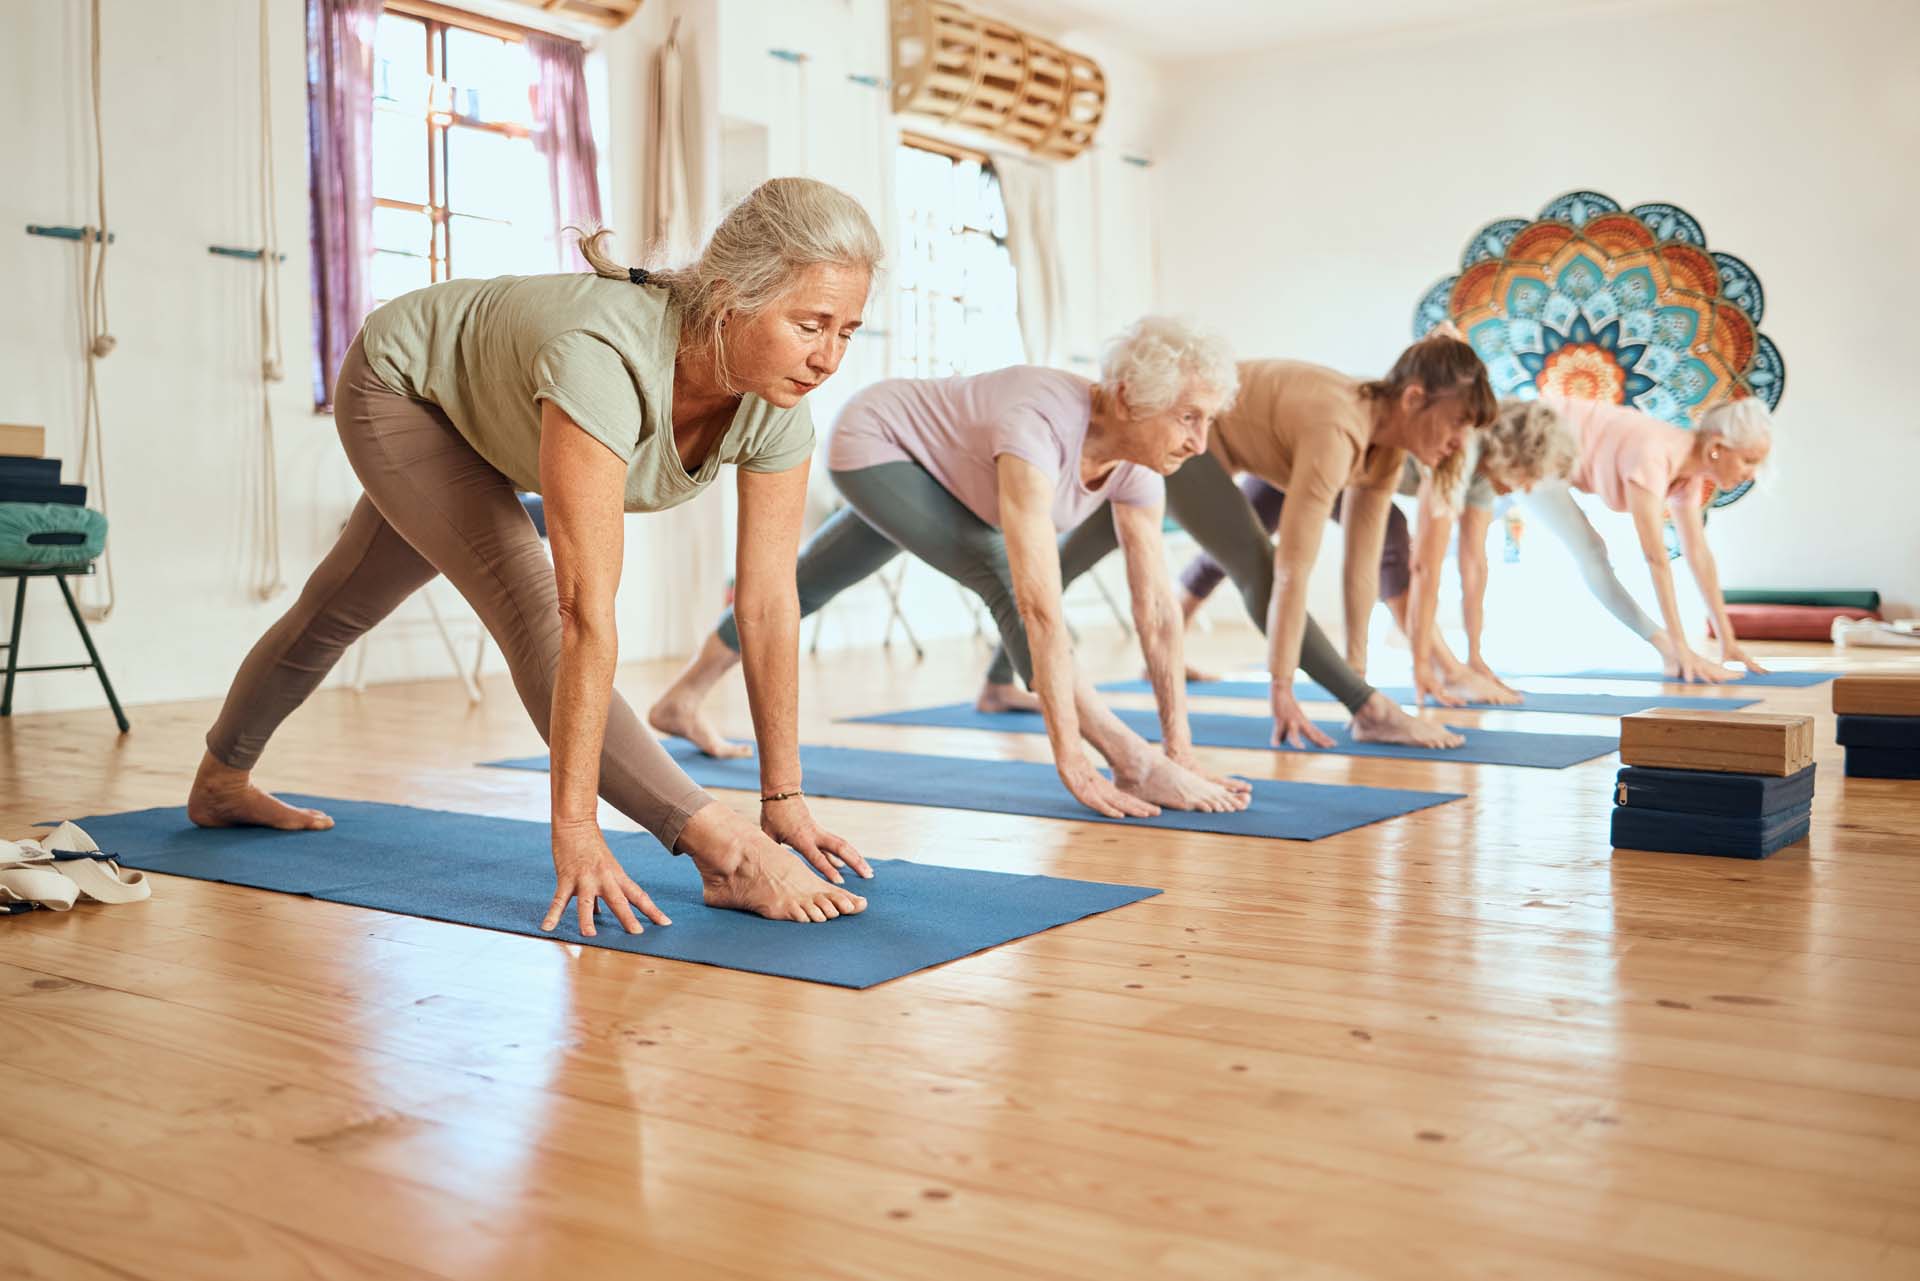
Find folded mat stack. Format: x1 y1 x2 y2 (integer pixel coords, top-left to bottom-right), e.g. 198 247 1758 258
1833 673 1920 779
1710 589 1882 642
1612 709 1816 857
0 452 86 508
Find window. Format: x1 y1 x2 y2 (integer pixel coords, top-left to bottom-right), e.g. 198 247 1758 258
892 139 1024 378
369 9 553 305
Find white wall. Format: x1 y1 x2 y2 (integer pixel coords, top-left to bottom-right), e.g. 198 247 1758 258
2 0 365 719
0 0 730 718
1153 0 1920 648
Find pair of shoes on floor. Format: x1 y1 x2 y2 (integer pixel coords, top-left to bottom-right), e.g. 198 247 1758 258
0 821 150 914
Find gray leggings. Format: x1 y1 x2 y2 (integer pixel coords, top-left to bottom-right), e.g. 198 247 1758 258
206 334 713 849
985 450 1377 711
1519 483 1661 640
715 460 1041 686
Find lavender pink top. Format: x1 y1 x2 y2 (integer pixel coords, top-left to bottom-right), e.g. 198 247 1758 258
826 366 1163 530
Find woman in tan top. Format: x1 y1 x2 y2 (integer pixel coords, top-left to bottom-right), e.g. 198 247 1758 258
189 179 880 935
991 331 1496 749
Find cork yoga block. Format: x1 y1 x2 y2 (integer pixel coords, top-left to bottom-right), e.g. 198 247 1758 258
0 424 46 457
1832 673 1920 718
1618 709 1816 777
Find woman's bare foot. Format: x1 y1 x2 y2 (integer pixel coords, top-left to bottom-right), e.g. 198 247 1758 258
1349 693 1465 750
647 694 752 758
1446 670 1521 706
976 680 1041 713
1112 752 1250 813
677 803 866 923
186 751 333 831
648 633 753 757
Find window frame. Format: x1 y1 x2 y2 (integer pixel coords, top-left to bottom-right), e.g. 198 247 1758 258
371 3 538 301
891 132 1022 380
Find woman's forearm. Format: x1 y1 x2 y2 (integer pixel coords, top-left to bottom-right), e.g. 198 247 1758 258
735 592 803 792
1266 552 1313 689
550 617 619 826
1131 580 1190 753
1022 600 1086 763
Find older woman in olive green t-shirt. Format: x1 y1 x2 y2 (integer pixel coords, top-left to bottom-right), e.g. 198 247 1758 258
191 179 882 936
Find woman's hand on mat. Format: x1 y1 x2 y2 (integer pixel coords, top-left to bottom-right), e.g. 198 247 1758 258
1467 659 1525 703
543 823 672 938
1269 691 1337 750
1059 757 1161 819
1117 753 1251 814
1413 658 1467 708
1719 643 1769 675
1666 646 1733 684
761 797 874 884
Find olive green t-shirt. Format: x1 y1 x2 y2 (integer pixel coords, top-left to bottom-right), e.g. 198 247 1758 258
359 273 814 512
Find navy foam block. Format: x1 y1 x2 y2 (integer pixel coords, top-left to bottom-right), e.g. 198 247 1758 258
1844 747 1920 779
1521 668 1838 687
846 704 1618 770
1096 678 1758 717
1610 804 1812 859
486 740 1465 841
1613 763 1816 817
54 796 1160 989
1835 715 1920 749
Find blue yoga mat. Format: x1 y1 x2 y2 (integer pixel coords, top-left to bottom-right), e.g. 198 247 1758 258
484 740 1464 841
844 704 1618 770
1095 678 1758 716
1520 668 1839 687
52 797 1159 989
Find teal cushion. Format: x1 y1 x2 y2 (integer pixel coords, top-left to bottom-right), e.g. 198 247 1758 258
0 502 108 567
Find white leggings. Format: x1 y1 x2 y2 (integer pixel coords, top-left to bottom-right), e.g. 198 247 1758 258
1520 483 1662 640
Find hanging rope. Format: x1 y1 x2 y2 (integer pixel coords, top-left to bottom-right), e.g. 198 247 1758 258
76 0 116 621
251 0 286 600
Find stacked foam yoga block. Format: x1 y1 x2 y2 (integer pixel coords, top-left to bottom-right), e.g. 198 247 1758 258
1612 709 1816 858
1833 674 1920 779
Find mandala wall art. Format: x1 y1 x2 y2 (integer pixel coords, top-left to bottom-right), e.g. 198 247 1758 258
1413 190 1785 509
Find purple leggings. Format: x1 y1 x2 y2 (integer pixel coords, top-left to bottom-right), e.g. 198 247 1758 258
1178 475 1410 603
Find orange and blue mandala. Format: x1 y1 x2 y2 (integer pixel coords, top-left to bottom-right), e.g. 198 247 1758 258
1414 190 1784 509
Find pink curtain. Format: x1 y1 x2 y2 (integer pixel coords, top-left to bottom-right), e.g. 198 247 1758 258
305 0 383 407
528 34 603 270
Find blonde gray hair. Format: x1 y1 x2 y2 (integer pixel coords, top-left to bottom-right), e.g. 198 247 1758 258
575 177 883 392
1698 397 1773 454
1099 316 1238 417
1478 397 1579 493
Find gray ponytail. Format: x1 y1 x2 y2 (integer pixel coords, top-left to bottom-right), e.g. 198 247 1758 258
573 176 883 391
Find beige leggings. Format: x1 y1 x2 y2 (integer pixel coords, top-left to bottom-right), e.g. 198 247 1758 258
205 335 713 848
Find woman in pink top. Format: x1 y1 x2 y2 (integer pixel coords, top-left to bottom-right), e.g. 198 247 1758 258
1520 395 1775 682
654 317 1254 819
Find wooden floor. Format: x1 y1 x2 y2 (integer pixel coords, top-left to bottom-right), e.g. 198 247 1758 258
3 626 1918 1280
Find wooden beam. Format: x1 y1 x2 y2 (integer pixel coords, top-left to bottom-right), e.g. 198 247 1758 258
900 130 992 169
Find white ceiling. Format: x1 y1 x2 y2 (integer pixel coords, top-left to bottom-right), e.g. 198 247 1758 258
996 0 1643 61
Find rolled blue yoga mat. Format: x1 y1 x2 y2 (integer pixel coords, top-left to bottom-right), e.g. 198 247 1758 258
1519 668 1839 687
1095 678 1759 717
845 704 1618 770
52 796 1161 989
484 740 1465 841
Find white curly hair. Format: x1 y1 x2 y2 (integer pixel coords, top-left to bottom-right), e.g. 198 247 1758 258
1099 316 1238 417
